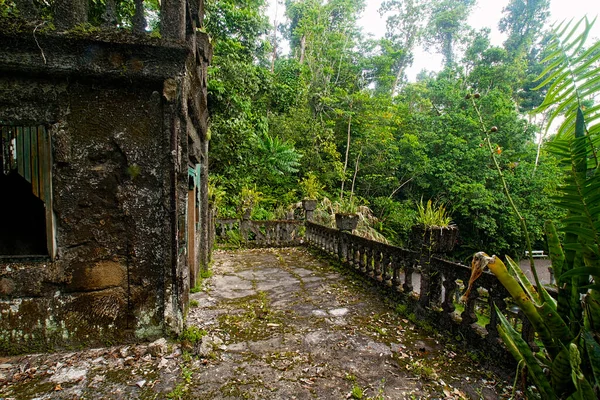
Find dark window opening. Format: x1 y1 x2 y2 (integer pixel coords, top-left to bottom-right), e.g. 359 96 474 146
0 125 54 259
0 172 48 255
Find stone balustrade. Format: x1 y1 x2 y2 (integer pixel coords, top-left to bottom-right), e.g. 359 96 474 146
305 221 545 365
215 218 303 247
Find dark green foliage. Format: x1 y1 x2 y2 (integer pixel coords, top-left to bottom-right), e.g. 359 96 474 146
205 0 565 260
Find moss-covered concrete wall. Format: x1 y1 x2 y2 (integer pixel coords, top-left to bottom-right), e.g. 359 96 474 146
0 29 211 354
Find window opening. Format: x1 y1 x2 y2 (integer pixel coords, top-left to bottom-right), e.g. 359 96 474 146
0 125 55 259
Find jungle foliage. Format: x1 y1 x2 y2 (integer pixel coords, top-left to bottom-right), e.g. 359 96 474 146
203 0 591 261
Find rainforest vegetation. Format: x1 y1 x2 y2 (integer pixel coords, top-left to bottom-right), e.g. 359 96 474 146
205 0 576 260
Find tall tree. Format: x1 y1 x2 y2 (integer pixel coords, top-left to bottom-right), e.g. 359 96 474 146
499 0 550 60
424 0 475 67
378 0 431 96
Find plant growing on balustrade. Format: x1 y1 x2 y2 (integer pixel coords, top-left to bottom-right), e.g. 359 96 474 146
312 197 388 243
413 198 457 253
238 185 263 218
299 172 323 200
463 17 600 399
415 198 452 228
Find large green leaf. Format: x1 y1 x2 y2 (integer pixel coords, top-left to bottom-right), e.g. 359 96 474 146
494 305 557 399
560 267 600 280
582 330 600 390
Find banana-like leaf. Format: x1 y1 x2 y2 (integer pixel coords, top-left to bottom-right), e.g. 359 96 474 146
484 255 558 357
584 291 600 334
545 220 565 283
495 305 557 399
536 301 573 346
552 345 576 397
506 256 556 310
580 284 600 291
505 255 541 305
560 267 600 280
534 17 600 140
582 329 600 391
497 324 524 363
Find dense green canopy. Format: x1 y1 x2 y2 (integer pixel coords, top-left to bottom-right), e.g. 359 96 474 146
205 0 575 259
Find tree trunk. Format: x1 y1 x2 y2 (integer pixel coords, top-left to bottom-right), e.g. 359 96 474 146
299 36 306 64
340 111 352 198
270 0 278 73
350 151 361 201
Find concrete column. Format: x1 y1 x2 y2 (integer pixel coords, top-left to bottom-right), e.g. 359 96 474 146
161 0 186 40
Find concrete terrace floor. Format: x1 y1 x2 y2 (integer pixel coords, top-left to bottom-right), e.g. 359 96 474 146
0 247 514 399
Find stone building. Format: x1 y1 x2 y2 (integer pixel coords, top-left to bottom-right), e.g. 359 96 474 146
0 0 211 354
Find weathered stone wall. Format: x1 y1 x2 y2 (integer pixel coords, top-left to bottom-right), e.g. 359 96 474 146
0 28 212 354
0 75 168 353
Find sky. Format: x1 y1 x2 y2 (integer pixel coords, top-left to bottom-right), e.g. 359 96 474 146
268 0 600 81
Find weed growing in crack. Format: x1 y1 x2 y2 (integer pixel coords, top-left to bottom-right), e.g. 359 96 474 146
190 269 213 293
179 326 207 345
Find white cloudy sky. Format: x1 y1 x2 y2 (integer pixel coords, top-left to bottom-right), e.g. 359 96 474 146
268 0 600 80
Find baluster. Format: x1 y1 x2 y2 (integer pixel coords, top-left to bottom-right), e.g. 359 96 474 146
132 0 146 33
383 254 392 286
392 256 400 290
366 246 374 276
442 271 457 315
521 314 537 351
374 250 382 281
332 232 338 256
338 231 345 261
275 222 288 245
461 283 479 327
403 259 415 294
429 260 443 307
330 232 335 254
418 252 432 308
486 283 507 343
356 244 363 271
344 239 354 267
358 244 366 273
381 251 390 285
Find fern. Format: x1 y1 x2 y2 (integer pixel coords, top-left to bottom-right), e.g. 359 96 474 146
534 17 600 139
253 132 302 175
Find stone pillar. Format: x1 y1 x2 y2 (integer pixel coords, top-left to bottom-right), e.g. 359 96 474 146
302 199 317 222
54 0 88 30
161 0 186 40
132 0 147 34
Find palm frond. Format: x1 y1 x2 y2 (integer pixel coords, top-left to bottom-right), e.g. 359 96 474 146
253 132 302 175
533 17 600 139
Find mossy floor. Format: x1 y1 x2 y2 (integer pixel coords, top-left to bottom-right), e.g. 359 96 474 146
0 247 514 399
185 247 513 399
